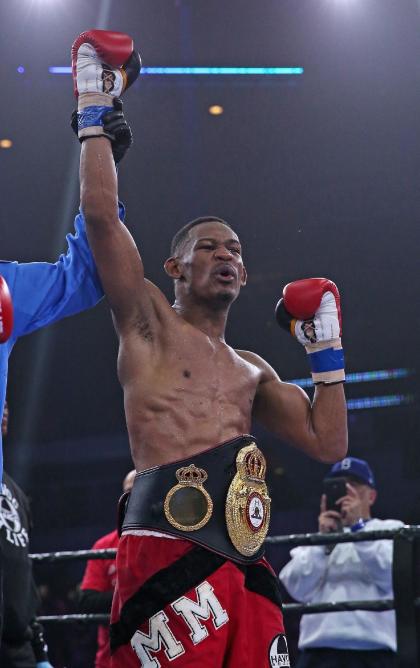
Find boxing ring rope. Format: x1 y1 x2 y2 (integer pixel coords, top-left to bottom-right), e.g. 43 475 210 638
30 526 420 667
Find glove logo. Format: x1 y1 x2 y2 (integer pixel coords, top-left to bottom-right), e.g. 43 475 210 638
268 633 290 667
102 66 116 94
301 319 317 344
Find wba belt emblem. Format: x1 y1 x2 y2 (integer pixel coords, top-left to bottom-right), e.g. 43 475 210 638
225 443 271 556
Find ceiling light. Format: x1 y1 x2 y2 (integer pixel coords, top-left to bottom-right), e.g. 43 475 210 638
209 105 224 116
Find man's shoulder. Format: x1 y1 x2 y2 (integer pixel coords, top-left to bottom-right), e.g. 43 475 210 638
235 349 277 376
235 349 261 364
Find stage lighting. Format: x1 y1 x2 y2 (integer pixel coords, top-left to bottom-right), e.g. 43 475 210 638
209 105 224 116
49 66 304 77
0 140 13 149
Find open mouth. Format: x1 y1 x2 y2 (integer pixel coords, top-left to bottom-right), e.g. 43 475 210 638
214 265 236 283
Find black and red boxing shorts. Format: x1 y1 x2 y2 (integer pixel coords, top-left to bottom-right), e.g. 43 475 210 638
109 532 288 667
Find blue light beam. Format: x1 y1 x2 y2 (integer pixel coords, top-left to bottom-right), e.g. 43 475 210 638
289 368 412 389
346 395 414 410
49 66 303 76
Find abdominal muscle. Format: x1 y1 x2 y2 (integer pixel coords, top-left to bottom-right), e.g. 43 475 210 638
125 382 254 471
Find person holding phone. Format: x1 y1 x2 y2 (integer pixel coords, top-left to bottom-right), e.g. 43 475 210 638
279 457 403 668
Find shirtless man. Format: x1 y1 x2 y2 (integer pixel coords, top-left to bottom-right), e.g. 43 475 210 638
72 30 347 668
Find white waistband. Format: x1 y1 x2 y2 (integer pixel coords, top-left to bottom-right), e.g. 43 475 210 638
122 529 179 540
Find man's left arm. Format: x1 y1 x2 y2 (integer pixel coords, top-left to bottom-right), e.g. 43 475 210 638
253 277 348 462
252 365 347 463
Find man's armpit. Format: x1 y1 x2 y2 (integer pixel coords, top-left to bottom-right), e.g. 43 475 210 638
134 313 154 342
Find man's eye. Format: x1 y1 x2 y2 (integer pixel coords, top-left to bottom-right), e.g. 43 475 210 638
230 248 241 254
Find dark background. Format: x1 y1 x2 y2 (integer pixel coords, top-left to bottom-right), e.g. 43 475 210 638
1 0 419 664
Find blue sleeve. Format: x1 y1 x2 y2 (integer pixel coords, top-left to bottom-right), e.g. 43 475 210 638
0 203 124 339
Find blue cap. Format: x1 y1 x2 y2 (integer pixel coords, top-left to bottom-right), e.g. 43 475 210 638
327 457 376 488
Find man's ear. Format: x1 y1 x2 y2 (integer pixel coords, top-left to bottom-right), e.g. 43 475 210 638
164 257 183 279
368 488 377 507
240 264 248 287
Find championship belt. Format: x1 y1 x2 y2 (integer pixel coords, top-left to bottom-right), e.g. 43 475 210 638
121 435 271 564
225 442 271 557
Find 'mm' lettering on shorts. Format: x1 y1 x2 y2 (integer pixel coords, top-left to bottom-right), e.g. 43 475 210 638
131 581 229 667
110 541 286 666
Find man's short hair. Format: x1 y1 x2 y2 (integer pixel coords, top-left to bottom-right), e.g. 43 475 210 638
170 216 234 256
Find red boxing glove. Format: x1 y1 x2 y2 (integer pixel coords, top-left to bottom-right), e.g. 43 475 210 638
0 276 13 343
276 278 345 385
71 30 141 139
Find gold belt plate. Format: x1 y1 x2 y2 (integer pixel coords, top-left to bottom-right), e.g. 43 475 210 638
164 464 213 532
225 443 271 556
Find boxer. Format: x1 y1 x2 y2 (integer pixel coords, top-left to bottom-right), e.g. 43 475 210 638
72 29 347 667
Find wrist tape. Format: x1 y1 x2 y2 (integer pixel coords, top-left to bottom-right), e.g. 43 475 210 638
77 92 113 139
305 339 345 385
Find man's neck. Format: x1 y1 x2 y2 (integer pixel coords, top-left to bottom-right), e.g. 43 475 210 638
172 300 229 341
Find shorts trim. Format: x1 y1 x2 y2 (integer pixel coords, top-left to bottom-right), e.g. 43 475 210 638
244 563 283 610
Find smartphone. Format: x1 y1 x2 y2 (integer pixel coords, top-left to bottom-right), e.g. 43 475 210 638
323 477 348 511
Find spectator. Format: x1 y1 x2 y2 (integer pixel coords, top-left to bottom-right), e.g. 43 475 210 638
0 401 53 667
279 457 403 668
79 470 136 668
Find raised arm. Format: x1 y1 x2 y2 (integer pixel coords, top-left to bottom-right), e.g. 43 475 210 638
73 30 159 335
80 137 151 332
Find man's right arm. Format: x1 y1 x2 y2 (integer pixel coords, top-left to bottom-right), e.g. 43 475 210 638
73 30 160 338
80 136 159 337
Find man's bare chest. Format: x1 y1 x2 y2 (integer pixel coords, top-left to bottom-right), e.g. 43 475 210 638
119 322 263 410
163 336 261 399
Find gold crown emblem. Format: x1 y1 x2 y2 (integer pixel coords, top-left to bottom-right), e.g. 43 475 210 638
176 464 208 486
244 450 266 481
